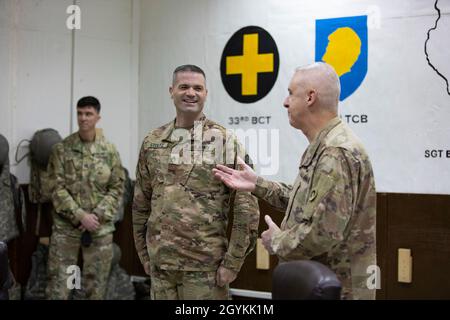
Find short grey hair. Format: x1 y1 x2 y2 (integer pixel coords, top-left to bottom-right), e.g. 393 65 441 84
295 62 340 109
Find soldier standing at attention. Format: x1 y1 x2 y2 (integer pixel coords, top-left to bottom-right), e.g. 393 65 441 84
46 96 125 299
213 62 377 299
132 65 259 300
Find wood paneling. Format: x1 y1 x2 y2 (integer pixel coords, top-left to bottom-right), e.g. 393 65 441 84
385 194 450 299
376 193 388 299
7 188 41 286
113 203 146 276
231 200 284 293
7 186 450 299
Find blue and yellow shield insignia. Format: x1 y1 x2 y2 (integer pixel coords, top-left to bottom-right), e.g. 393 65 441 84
315 15 368 101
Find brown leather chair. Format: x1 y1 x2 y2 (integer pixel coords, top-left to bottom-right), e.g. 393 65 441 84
0 241 15 300
272 260 341 300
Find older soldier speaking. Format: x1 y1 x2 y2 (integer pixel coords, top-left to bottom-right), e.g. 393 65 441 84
213 62 377 300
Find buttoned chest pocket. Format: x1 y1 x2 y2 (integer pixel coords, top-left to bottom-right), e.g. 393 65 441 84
92 153 112 187
62 155 82 194
285 166 315 229
64 155 81 184
292 158 337 228
146 149 169 187
296 167 313 206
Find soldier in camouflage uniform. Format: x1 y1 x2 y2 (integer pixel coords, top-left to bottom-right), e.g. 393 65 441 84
213 62 376 300
46 96 125 299
133 65 259 300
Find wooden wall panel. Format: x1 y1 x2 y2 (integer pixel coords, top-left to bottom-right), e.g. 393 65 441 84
7 186 450 299
113 204 146 276
231 200 284 293
385 193 450 299
376 193 388 299
7 188 40 286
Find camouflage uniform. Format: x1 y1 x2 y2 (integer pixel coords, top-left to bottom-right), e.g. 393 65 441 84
133 116 259 300
253 117 376 300
25 243 49 300
104 243 135 300
46 132 124 299
0 159 26 243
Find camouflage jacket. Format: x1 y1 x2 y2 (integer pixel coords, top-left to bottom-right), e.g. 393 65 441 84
253 117 376 299
133 116 259 272
0 160 26 242
48 132 125 238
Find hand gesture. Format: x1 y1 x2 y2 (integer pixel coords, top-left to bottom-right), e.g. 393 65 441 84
212 157 257 192
261 215 280 255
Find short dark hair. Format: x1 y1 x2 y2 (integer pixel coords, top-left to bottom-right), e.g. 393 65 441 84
172 64 206 84
77 96 101 113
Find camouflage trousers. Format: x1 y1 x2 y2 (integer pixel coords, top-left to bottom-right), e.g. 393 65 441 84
150 266 230 300
46 231 113 300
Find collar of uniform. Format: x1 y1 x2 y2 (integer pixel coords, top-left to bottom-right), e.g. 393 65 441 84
71 132 104 153
161 114 208 143
300 117 341 167
160 120 176 143
197 115 209 136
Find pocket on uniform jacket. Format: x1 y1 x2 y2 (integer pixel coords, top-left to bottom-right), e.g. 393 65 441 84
65 158 80 184
167 162 193 186
146 211 162 242
183 163 223 195
300 174 336 224
92 154 112 186
146 152 168 187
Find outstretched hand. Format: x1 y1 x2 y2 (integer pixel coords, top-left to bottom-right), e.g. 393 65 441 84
212 157 257 192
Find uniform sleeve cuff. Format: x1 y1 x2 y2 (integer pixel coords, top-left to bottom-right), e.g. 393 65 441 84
252 176 268 199
72 208 87 225
221 254 244 273
270 229 284 255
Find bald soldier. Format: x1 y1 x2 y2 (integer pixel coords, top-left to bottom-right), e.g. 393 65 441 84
133 65 259 300
214 62 377 299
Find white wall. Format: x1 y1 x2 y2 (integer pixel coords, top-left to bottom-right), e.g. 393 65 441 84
73 0 139 178
0 0 14 156
138 0 450 194
138 0 211 140
2 0 450 193
0 0 139 182
0 0 73 183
